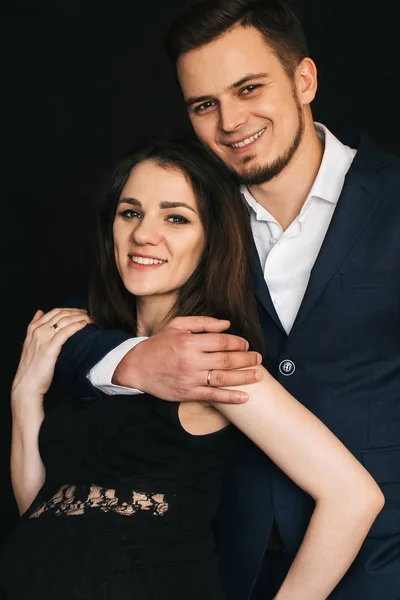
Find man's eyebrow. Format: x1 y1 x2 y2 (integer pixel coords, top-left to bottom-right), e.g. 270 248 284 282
117 198 196 213
185 72 269 107
230 72 269 89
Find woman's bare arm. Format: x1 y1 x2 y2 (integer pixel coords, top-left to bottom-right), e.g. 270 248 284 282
214 366 384 600
11 393 46 516
11 309 92 515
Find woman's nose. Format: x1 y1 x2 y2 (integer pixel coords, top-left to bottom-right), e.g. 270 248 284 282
131 217 163 245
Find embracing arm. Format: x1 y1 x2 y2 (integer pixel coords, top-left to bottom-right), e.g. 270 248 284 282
214 366 384 600
57 312 261 403
55 322 135 398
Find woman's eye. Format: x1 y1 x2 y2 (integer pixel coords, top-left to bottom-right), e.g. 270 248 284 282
120 209 141 219
167 215 189 225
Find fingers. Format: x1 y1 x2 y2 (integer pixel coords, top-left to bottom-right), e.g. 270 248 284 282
30 309 45 325
42 308 89 327
12 318 90 398
49 313 93 330
25 311 92 348
49 320 89 349
193 332 251 352
169 316 231 334
206 367 263 388
180 367 263 404
27 308 89 334
198 350 261 371
185 386 249 404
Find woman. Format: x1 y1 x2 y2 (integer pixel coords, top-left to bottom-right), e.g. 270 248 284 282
2 138 383 599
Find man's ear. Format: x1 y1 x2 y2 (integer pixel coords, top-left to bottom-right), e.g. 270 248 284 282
295 57 318 106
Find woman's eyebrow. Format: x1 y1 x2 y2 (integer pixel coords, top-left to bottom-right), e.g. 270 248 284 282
118 197 141 207
160 201 196 213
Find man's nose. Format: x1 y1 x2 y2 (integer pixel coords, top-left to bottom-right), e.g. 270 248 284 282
219 100 247 133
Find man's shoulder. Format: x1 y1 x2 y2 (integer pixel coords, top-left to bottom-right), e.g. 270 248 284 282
61 292 89 310
341 133 400 179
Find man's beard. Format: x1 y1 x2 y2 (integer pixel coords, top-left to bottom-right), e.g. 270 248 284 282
237 92 305 186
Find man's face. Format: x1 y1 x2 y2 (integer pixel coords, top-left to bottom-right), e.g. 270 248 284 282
177 25 307 185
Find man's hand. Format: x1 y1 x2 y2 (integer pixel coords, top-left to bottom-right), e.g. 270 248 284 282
112 316 262 403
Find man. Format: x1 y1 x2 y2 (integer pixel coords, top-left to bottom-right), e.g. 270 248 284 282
57 1 400 598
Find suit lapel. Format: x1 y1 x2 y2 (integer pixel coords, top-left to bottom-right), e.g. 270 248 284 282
291 137 390 334
250 237 287 335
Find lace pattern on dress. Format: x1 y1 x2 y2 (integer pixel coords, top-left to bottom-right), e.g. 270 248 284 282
28 484 169 518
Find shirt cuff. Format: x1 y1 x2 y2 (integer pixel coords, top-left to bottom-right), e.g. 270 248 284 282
87 337 148 395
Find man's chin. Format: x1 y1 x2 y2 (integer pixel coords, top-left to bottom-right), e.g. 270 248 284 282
234 158 269 184
225 154 260 177
237 162 277 186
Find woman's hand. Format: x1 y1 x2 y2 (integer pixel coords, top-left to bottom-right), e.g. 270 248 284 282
12 308 93 399
10 308 93 514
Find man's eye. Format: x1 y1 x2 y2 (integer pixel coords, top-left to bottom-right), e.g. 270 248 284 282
119 209 140 219
194 100 215 114
167 215 189 224
241 84 260 95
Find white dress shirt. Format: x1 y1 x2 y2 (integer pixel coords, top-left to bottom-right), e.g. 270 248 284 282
88 123 356 394
243 123 356 333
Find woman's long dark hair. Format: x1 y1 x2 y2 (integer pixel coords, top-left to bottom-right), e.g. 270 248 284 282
89 137 263 352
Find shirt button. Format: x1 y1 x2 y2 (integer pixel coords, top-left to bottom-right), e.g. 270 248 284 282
279 359 295 376
270 238 278 245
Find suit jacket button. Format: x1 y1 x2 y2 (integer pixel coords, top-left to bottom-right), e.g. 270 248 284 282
279 359 295 376
81 395 95 402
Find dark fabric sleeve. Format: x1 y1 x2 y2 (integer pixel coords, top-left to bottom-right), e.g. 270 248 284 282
54 306 247 401
55 324 135 399
54 293 135 399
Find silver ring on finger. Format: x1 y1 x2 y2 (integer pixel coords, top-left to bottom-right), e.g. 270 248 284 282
206 370 213 387
52 323 61 334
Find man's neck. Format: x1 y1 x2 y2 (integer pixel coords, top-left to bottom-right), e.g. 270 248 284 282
248 125 324 231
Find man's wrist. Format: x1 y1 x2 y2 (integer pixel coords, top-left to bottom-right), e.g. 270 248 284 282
112 340 145 389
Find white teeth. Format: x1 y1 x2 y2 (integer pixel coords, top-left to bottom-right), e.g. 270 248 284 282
130 256 166 265
230 128 266 149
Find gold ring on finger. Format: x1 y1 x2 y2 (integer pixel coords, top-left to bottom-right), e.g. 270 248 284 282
206 370 213 387
52 323 61 334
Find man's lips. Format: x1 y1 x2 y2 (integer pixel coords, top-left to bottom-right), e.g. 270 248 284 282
223 127 266 153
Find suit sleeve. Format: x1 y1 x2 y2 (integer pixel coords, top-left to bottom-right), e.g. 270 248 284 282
54 293 134 399
55 323 135 399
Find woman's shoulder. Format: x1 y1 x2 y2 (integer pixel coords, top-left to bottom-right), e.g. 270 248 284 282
176 401 230 437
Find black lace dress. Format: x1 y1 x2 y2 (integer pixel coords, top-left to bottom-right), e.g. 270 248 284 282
0 393 241 599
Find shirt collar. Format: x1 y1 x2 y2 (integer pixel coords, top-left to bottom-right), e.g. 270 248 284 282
241 122 357 221
308 122 356 205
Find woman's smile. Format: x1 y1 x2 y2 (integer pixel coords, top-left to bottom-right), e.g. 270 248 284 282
128 254 168 269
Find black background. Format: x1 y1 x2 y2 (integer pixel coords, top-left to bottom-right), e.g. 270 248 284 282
1 0 399 548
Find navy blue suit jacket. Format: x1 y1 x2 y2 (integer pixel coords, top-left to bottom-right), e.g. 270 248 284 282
56 137 400 599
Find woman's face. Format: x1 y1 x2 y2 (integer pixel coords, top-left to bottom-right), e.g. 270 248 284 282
113 160 205 303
